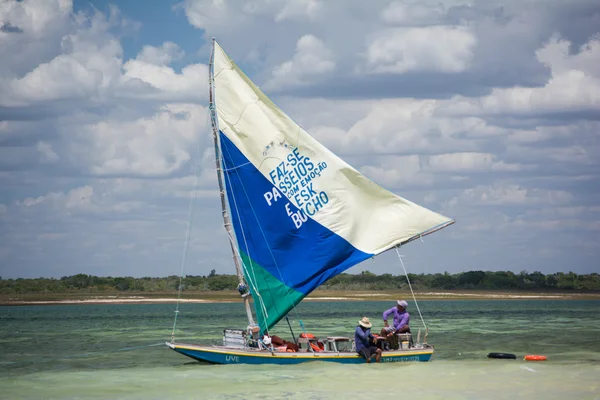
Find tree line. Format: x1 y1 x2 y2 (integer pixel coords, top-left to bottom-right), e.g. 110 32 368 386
1 270 599 294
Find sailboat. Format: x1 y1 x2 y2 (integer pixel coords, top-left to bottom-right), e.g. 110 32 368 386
166 39 455 364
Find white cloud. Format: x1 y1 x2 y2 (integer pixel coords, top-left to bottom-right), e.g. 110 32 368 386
536 34 600 78
65 103 208 177
0 0 73 77
381 1 447 25
0 0 72 36
16 184 149 215
18 185 95 212
448 35 600 115
360 155 432 187
265 35 335 89
36 141 59 163
429 152 493 172
333 99 514 156
1 5 207 107
182 0 232 30
135 42 184 66
425 152 524 173
183 0 323 28
120 59 208 101
514 144 592 165
364 26 476 74
450 184 573 207
118 242 136 250
275 0 322 22
3 37 123 106
526 206 600 219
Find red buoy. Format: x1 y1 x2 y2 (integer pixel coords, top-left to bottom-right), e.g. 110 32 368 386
524 355 547 361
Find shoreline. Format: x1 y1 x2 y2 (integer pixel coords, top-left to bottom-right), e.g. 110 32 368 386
2 290 599 306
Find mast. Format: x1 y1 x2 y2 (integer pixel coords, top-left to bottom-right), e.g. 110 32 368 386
209 38 255 327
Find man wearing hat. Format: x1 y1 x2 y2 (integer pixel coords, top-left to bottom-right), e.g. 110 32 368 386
355 317 382 363
380 300 410 347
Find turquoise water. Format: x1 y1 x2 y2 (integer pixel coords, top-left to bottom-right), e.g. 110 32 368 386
1 300 599 399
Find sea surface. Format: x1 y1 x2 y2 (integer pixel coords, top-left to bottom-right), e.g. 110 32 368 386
1 300 599 399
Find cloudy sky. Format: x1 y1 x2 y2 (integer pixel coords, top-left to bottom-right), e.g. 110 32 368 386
1 0 599 279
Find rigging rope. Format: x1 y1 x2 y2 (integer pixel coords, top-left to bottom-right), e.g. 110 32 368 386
219 144 282 333
217 141 270 328
4 343 165 366
220 143 306 336
170 111 210 343
394 246 428 332
220 148 263 299
224 228 270 324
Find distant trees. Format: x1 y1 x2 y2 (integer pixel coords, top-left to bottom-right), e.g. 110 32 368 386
0 272 235 294
0 271 598 294
319 270 600 291
458 270 486 287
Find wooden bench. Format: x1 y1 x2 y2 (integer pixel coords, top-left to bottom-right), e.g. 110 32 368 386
297 336 320 350
326 336 352 352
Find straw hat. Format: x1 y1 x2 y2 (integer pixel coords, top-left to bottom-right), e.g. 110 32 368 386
358 317 372 328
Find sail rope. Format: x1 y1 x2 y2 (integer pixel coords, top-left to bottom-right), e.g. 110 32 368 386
3 343 165 366
229 175 307 334
220 144 306 336
170 111 210 343
221 159 262 301
219 146 273 333
220 151 299 331
223 227 271 325
394 246 428 332
222 161 252 171
218 146 270 328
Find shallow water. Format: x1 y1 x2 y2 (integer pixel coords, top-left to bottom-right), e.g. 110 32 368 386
1 300 599 399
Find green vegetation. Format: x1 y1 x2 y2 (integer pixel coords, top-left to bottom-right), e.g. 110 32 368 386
322 271 600 291
1 270 599 294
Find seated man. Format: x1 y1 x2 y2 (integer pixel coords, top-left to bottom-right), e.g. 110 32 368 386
380 300 410 349
355 317 382 363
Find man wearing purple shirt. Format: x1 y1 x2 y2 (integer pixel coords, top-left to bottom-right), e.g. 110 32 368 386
379 300 410 342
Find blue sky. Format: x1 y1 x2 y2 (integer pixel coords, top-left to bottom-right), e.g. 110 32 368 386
73 0 206 67
1 0 599 279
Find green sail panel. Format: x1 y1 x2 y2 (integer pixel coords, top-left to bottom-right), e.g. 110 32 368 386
238 249 304 334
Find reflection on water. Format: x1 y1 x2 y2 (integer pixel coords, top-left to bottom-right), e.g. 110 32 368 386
1 300 599 399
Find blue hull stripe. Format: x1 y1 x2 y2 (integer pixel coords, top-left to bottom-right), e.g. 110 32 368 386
168 344 433 365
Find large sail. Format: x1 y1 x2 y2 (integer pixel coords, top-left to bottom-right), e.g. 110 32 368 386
212 41 454 334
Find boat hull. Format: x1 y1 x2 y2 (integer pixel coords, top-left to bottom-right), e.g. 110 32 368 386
166 342 434 365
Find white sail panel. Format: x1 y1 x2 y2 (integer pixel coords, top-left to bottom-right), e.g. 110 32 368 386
213 42 453 255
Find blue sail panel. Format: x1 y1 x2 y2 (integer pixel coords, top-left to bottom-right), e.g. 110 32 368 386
220 131 371 330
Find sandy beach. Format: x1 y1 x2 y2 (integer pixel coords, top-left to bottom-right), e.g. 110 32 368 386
0 297 215 305
2 290 598 306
